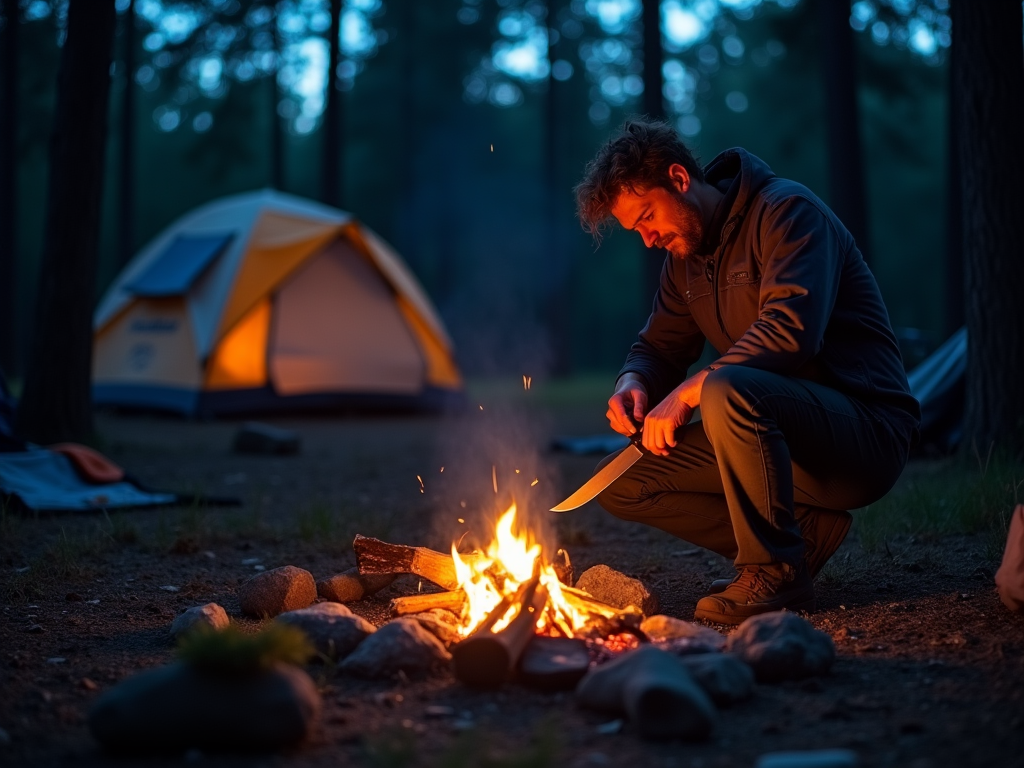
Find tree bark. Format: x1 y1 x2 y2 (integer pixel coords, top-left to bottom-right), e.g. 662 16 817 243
321 0 343 207
15 0 117 444
640 0 667 305
943 11 963 336
0 0 19 376
117 0 135 269
816 0 870 264
952 0 1024 456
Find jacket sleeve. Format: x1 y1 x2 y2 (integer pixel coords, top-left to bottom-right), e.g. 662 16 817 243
618 256 706 404
711 196 844 373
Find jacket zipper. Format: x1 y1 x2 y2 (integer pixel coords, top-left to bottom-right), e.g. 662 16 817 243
710 216 741 338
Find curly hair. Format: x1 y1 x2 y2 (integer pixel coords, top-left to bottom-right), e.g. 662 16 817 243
574 117 704 241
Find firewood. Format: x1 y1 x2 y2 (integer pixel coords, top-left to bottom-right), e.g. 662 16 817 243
389 591 465 617
354 535 464 589
353 534 574 589
450 572 548 688
560 585 622 619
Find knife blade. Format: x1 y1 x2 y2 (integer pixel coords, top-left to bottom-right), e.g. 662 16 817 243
550 430 645 512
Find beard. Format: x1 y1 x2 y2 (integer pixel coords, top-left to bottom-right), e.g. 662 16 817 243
659 191 704 260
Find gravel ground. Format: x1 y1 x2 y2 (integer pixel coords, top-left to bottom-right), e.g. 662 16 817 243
1 383 1022 768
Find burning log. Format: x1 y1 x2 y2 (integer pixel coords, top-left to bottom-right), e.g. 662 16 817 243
389 591 465 617
353 534 572 590
451 572 549 688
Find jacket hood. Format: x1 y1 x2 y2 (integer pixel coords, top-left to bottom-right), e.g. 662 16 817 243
703 148 778 225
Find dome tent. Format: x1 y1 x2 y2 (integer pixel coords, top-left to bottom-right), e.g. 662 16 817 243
94 190 462 417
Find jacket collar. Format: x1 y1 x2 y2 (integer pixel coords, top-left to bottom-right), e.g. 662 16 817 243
698 148 777 253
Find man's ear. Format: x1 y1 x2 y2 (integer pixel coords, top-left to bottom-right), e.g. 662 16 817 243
667 163 691 194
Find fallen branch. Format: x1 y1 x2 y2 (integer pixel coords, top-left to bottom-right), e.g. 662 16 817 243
389 591 465 617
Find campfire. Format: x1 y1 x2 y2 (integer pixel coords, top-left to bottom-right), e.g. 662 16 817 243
353 503 642 687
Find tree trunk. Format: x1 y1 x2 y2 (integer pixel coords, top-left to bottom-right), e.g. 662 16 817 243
640 0 667 305
816 0 870 264
943 18 963 336
117 0 135 269
321 0 343 207
952 0 1024 456
270 0 283 190
15 0 118 444
0 0 19 377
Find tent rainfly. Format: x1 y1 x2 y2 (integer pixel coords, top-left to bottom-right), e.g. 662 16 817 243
93 190 462 417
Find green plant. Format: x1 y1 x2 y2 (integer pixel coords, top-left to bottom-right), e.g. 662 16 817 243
177 624 313 674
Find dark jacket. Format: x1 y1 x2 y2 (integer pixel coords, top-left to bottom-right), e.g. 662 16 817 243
619 148 921 441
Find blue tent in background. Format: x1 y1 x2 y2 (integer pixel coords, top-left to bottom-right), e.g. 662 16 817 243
906 327 966 454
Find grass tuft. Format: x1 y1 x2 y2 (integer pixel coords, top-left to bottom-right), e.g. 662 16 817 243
177 623 313 674
856 453 1023 554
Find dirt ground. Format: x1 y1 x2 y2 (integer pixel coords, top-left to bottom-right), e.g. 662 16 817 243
1 381 1022 768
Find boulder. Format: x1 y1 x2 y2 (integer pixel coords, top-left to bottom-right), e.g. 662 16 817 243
275 603 375 660
678 653 755 706
88 661 320 754
575 645 715 741
641 615 726 653
239 566 316 619
170 604 230 642
339 618 450 679
317 568 397 603
575 565 659 615
725 611 835 683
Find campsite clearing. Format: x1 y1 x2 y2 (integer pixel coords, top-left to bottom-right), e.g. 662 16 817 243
0 382 1021 767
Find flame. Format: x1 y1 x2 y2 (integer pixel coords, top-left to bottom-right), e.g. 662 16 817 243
451 503 595 638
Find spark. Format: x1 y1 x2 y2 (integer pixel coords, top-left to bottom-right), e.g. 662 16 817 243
515 469 520 474
490 144 494 152
479 405 484 411
492 465 498 494
440 466 445 473
460 500 467 508
416 475 424 493
531 478 539 486
523 374 532 390
458 518 465 524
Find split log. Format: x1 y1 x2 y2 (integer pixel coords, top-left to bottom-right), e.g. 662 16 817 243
390 591 465 617
318 568 397 603
353 534 573 590
450 572 548 688
560 585 622 619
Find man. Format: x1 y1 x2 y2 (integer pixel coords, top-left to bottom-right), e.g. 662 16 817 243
574 119 920 624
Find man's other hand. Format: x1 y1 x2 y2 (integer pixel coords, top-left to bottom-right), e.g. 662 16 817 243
642 395 694 456
607 376 648 436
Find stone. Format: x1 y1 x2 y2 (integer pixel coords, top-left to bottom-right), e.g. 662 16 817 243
232 422 301 455
575 565 659 615
239 566 317 619
755 749 859 768
518 636 590 691
678 653 755 706
170 604 230 642
339 618 450 679
88 661 320 754
641 615 726 653
275 602 374 660
409 608 462 647
317 568 397 603
575 645 715 741
725 611 835 683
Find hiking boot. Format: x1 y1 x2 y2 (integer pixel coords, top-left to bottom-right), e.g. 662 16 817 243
693 564 815 625
706 509 853 595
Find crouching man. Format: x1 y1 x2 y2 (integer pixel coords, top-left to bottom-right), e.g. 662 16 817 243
574 119 920 624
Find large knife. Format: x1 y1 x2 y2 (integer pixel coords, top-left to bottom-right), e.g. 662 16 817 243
550 428 645 512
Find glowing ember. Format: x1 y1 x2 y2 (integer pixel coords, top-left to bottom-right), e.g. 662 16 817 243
451 503 608 638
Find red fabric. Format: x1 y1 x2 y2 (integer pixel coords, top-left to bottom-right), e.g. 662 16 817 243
49 443 125 484
995 504 1024 613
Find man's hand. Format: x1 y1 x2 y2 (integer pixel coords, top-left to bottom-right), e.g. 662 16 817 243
607 375 648 436
641 367 711 456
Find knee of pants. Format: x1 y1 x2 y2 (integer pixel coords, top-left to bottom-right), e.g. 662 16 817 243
596 480 647 522
700 365 762 432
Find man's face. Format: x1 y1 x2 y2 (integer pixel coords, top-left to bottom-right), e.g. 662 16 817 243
610 183 704 260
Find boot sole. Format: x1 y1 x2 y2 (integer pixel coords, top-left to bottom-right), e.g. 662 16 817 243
693 592 817 626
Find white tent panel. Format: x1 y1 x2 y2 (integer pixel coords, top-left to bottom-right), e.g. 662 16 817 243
269 239 425 396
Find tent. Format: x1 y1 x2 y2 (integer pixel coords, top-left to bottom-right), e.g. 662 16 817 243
94 190 462 417
906 326 966 453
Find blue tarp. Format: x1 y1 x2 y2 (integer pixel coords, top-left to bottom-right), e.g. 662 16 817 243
125 233 233 297
907 326 966 452
0 449 178 511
